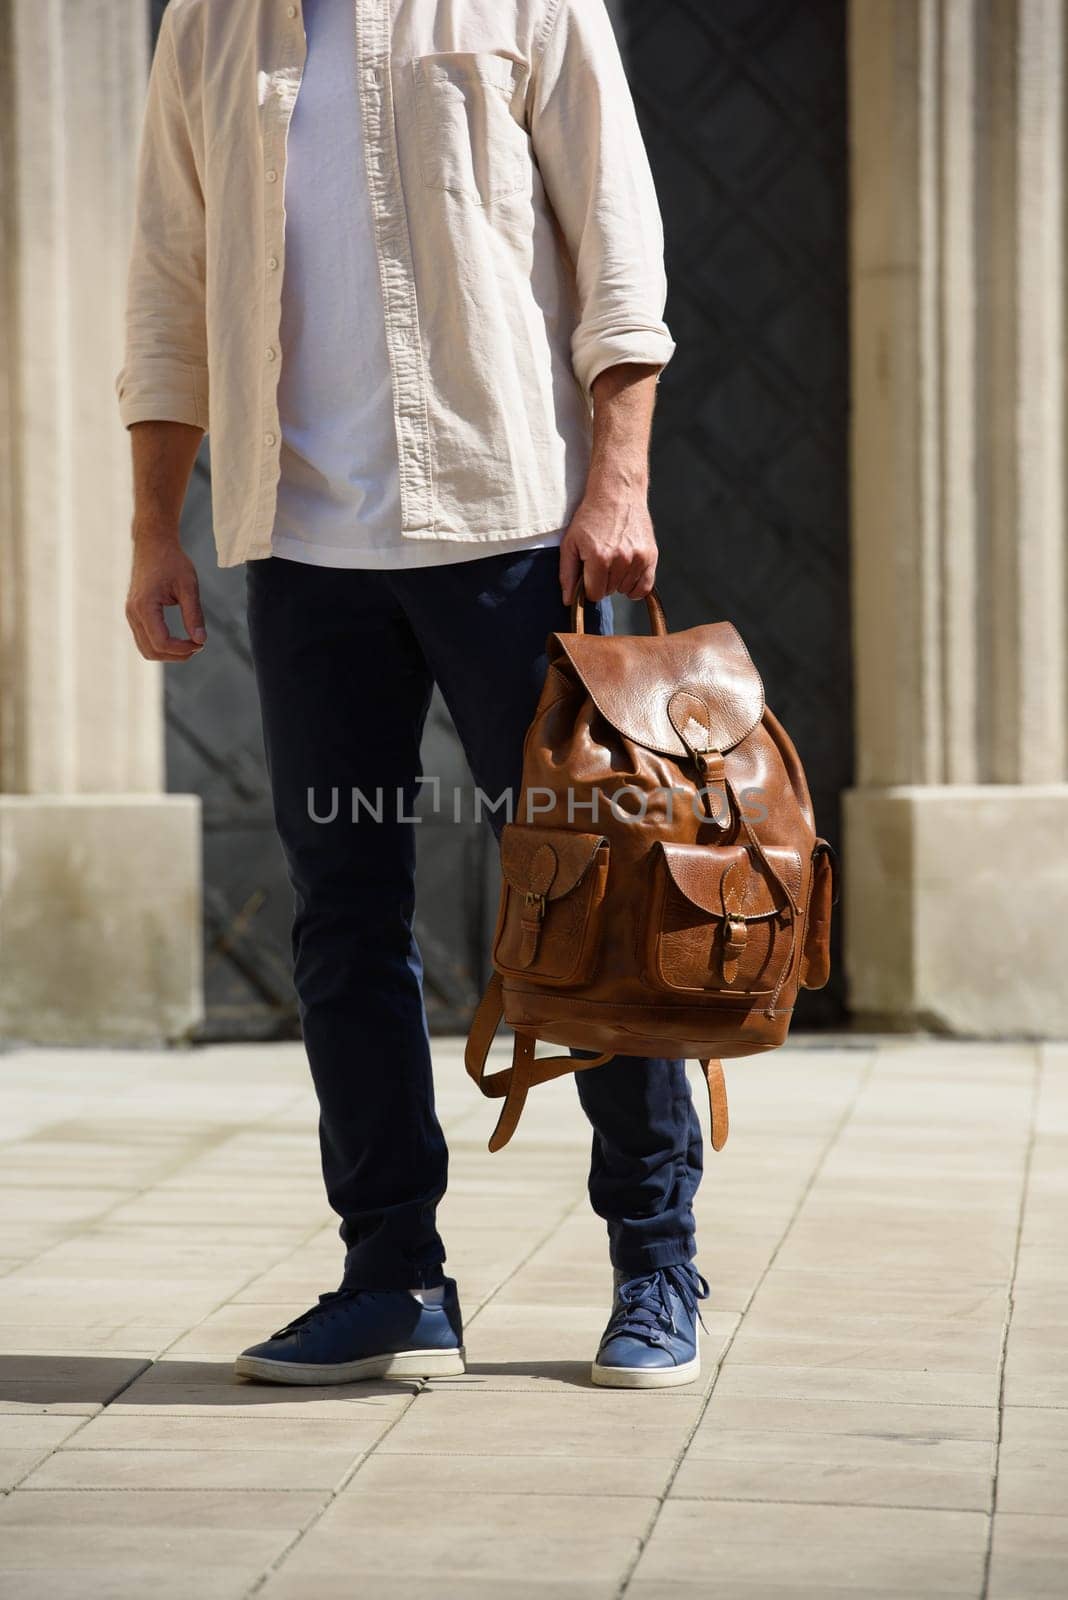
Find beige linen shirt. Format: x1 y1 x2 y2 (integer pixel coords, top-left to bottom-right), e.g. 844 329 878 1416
116 0 676 568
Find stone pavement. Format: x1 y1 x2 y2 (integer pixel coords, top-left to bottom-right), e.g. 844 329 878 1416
0 1034 1064 1599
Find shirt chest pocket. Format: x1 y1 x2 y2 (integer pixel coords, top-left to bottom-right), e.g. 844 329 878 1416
411 52 528 205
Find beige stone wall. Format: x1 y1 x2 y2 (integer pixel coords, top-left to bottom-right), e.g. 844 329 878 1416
846 0 1068 1034
0 0 202 1043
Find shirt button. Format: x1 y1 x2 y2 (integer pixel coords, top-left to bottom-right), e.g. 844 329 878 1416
267 255 279 271
287 4 297 15
265 168 278 183
265 347 276 361
264 431 277 447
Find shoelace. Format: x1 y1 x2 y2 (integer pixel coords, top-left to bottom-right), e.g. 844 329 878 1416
603 1264 710 1348
271 1287 371 1340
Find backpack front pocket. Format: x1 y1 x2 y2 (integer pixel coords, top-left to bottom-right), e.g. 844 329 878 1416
493 824 609 987
644 841 801 997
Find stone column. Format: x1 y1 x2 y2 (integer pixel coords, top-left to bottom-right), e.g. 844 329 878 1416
0 0 202 1042
846 0 1068 1034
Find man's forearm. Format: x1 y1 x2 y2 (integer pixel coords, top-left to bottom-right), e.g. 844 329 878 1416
130 419 204 548
586 362 660 497
559 362 663 603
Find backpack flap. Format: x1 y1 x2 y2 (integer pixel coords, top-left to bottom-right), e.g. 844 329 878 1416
551 621 765 764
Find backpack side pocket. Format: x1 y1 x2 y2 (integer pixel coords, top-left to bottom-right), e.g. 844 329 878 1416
799 839 837 990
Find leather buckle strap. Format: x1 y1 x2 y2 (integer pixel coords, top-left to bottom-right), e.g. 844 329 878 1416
464 972 612 1151
519 890 547 967
720 916 748 985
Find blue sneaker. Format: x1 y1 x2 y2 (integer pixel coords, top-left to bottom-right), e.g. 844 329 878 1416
235 1279 465 1385
591 1264 709 1389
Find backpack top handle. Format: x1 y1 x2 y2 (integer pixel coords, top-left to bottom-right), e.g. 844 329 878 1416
570 575 669 637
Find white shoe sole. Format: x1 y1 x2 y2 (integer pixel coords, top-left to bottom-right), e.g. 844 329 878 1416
235 1346 466 1386
590 1354 700 1389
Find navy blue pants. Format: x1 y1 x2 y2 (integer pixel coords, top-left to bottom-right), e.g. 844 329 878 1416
246 548 702 1289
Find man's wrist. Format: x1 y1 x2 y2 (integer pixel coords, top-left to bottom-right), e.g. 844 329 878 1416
131 517 183 552
584 462 650 502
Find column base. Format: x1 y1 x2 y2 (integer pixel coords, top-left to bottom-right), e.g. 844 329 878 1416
843 785 1068 1037
0 795 203 1044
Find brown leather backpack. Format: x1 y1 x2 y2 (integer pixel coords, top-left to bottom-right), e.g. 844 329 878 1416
465 586 836 1152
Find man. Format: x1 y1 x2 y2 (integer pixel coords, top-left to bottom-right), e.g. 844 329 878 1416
120 0 707 1389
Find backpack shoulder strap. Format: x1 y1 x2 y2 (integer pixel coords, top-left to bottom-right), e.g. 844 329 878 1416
466 974 730 1154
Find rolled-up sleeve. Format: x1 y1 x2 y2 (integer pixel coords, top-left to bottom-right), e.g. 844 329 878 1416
115 12 209 432
528 0 676 404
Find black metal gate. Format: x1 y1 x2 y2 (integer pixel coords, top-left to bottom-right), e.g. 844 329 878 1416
158 0 851 1035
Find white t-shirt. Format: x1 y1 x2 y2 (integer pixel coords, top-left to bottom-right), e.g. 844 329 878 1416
271 0 564 570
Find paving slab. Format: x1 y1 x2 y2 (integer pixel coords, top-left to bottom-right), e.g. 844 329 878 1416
263 1487 658 1585
630 1500 989 1592
0 1564 262 1600
670 1452 993 1512
262 1577 618 1600
374 1388 704 1458
723 1320 1004 1373
750 1275 1008 1326
0 1486 324 1530
110 1356 420 1417
20 1444 358 1491
995 1407 1068 1515
628 1586 932 1600
712 1362 1000 1407
62 1411 390 1452
0 1487 323 1580
354 1449 674 1497
0 1354 150 1409
694 1392 1000 1443
987 1513 1068 1598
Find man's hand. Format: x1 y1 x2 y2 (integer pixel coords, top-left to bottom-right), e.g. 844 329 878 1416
124 420 206 662
561 361 662 606
126 534 206 662
559 486 658 603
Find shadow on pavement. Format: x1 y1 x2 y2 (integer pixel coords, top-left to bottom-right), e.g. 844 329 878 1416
0 1354 419 1407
